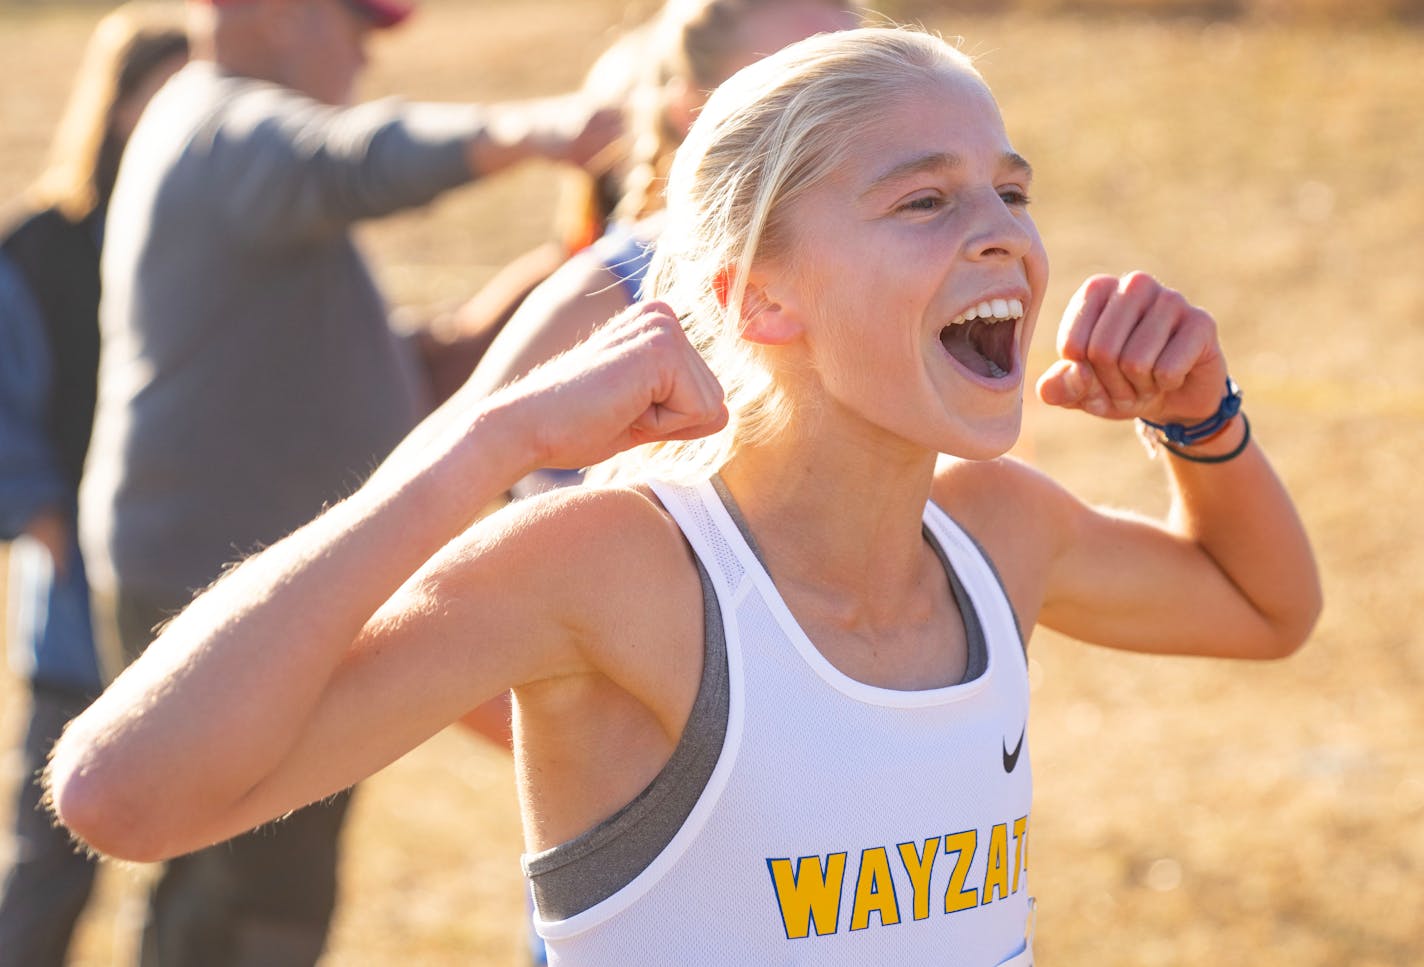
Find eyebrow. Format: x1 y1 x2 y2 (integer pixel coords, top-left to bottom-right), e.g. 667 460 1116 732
861 151 1035 197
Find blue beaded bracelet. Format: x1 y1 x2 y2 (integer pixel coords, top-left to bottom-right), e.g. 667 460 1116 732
1139 377 1243 447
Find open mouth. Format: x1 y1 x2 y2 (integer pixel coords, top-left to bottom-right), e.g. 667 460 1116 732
939 297 1022 379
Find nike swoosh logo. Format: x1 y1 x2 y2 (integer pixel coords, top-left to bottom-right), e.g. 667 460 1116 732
1002 727 1025 773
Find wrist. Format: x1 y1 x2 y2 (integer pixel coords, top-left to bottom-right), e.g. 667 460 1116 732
1139 377 1242 446
1166 413 1249 462
462 392 548 482
1137 379 1251 464
466 103 541 177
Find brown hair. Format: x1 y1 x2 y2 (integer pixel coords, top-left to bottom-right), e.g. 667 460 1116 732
29 2 188 221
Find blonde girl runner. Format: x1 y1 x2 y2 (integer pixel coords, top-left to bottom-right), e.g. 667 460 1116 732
50 25 1319 965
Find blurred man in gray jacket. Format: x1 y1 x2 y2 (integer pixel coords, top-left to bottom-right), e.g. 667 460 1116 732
78 1 615 963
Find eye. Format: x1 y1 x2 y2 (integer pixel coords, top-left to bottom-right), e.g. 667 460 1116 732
998 186 1032 208
897 194 943 213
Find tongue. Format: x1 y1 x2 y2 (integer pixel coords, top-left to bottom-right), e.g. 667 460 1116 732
941 321 998 378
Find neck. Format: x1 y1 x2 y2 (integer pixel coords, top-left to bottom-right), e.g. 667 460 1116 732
719 414 939 620
197 2 282 85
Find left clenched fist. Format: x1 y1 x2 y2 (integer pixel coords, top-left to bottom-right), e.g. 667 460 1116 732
1036 272 1229 424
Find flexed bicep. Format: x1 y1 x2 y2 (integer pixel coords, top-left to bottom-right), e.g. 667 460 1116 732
1036 492 1286 659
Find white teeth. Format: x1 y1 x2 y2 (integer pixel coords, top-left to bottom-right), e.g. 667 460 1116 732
948 296 1026 327
986 360 1009 379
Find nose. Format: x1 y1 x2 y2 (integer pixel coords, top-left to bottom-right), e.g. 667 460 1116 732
963 189 1035 263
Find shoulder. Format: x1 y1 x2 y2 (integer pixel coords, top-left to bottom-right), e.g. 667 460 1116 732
541 483 695 587
471 250 634 393
136 62 226 140
496 243 631 336
163 66 317 163
492 482 687 561
437 482 698 630
0 204 42 241
430 482 705 708
931 456 1083 632
531 245 630 314
591 220 655 264
931 455 1075 529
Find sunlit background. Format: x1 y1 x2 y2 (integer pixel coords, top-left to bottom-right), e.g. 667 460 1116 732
2 0 1421 963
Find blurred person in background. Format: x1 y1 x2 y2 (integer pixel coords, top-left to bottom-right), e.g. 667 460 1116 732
75 0 615 964
469 0 864 495
0 6 188 966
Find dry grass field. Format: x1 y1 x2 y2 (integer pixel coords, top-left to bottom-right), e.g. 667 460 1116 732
2 1 1422 964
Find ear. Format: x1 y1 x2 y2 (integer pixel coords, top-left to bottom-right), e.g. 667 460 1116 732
712 266 805 347
736 280 804 347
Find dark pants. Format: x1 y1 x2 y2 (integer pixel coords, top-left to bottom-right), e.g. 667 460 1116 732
0 684 100 967
106 590 353 967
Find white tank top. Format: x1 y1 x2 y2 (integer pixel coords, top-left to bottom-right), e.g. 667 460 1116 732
536 478 1035 966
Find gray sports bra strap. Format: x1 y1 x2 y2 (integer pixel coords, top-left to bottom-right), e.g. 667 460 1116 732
523 552 730 921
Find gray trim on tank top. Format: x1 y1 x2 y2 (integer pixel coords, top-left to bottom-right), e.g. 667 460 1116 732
949 520 1028 655
523 479 990 920
523 552 728 921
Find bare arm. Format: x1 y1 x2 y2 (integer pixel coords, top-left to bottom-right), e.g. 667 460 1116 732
219 91 617 243
48 302 726 862
464 95 621 181
467 249 635 398
943 273 1320 659
1036 434 1318 659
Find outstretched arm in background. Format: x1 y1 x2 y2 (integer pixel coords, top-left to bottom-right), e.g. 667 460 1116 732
464 95 621 184
409 99 624 403
217 85 618 244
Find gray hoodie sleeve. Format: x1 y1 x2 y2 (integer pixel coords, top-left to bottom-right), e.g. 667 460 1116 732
207 84 485 243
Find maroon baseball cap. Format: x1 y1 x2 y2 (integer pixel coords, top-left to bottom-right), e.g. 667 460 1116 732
339 0 414 29
203 0 415 30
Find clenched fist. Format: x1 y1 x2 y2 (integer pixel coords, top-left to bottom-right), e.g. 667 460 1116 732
1036 272 1229 426
497 301 729 472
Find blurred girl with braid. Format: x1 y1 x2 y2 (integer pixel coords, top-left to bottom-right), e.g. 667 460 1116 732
465 0 863 496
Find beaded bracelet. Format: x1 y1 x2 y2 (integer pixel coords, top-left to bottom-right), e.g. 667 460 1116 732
1136 378 1250 464
1139 377 1242 446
